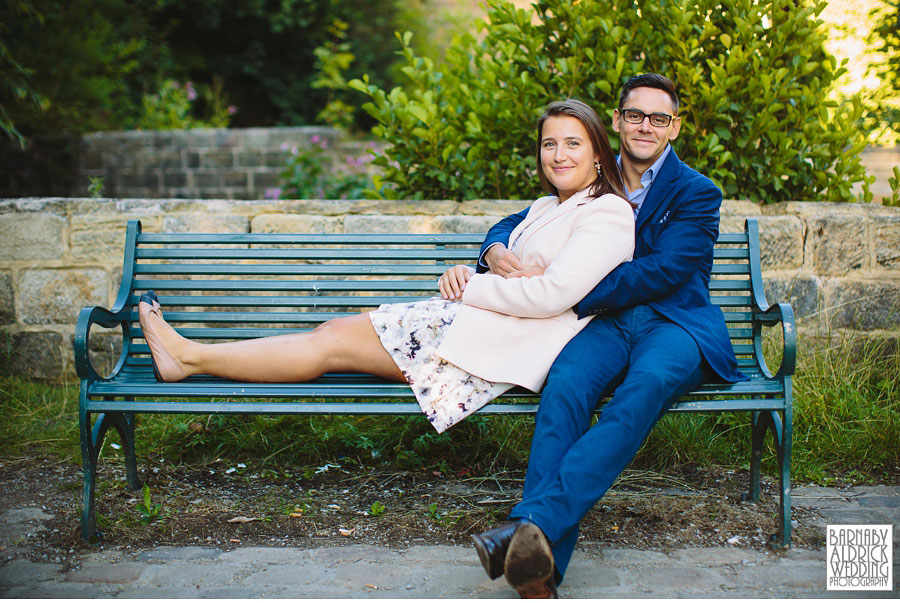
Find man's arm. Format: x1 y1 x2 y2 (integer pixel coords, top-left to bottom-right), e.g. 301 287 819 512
575 178 722 317
477 208 528 274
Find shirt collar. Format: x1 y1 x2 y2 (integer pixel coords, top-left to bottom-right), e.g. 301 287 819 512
617 143 672 194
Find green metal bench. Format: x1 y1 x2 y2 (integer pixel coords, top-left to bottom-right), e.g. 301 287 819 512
75 218 795 546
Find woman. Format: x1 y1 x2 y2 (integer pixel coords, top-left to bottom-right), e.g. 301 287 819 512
139 99 635 433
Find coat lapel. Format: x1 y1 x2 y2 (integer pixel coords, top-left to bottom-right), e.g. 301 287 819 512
510 189 592 252
634 149 683 234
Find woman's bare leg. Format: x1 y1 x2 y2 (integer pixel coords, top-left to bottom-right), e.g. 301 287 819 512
139 300 405 383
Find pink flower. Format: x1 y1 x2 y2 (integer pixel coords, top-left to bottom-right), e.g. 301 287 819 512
186 82 197 101
264 187 282 200
281 143 289 151
311 135 321 144
228 105 237 115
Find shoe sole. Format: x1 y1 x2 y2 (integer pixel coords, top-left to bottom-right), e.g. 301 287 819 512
504 522 556 598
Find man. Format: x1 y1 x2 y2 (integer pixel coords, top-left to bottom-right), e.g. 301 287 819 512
470 74 746 598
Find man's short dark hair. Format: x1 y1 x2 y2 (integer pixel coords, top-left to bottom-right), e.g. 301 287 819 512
618 74 679 114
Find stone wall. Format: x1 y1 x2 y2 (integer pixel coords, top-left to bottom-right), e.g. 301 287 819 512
1 197 898 381
78 127 379 200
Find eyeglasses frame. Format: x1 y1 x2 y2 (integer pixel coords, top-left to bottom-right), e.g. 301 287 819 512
618 108 677 128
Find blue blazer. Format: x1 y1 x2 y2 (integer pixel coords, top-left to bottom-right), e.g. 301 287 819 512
479 149 745 383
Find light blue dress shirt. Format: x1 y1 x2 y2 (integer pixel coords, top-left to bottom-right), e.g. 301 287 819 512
618 143 672 217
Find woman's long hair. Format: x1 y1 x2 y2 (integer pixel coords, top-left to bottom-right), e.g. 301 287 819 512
536 99 627 201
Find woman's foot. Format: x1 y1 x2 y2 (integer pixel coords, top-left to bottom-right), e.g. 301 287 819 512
138 292 188 382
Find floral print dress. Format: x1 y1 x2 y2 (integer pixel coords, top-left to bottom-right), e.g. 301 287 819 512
369 298 514 433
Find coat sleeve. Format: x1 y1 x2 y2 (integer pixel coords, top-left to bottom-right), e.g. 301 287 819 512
476 208 529 273
575 177 721 317
462 198 635 318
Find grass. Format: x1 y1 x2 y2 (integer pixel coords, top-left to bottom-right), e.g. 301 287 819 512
1 331 898 484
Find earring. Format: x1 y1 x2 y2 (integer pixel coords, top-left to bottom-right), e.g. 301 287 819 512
595 160 603 177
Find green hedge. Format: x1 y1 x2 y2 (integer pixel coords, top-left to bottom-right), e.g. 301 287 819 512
350 0 872 203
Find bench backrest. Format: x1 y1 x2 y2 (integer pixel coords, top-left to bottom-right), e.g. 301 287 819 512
117 219 769 382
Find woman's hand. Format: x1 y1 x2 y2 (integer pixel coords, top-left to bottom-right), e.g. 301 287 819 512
505 265 545 279
439 265 475 300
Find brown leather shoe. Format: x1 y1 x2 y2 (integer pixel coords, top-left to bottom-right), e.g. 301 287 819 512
503 521 558 598
471 521 520 580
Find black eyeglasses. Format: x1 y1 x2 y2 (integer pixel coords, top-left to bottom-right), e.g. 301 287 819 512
620 108 675 127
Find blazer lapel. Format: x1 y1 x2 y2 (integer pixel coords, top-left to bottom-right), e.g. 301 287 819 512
510 189 592 251
634 149 683 234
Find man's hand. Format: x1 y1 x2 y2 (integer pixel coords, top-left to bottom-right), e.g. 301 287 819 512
484 244 525 277
439 265 474 300
505 265 545 279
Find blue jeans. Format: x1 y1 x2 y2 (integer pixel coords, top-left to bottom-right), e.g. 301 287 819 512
509 305 710 582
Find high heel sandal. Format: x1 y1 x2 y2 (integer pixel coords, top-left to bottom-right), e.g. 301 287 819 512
139 291 187 382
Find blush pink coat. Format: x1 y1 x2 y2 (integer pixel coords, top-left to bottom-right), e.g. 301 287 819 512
436 188 635 392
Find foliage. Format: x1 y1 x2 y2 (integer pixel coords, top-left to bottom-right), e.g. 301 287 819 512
87 177 104 198
278 134 375 200
147 0 412 130
136 484 163 525
888 167 900 206
863 0 900 149
311 19 358 130
136 79 235 130
0 0 158 137
369 500 386 517
350 0 872 203
0 3 47 147
1 0 436 141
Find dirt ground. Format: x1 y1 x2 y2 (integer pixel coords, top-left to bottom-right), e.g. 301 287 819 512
0 454 824 570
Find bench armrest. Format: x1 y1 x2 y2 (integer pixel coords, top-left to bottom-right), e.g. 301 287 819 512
74 305 131 381
754 302 796 379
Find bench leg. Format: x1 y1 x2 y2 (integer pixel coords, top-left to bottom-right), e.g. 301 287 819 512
79 398 142 543
749 409 792 549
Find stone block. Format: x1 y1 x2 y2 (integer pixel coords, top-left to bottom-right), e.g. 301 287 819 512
163 172 187 188
0 271 14 324
192 172 220 188
70 214 162 264
431 215 497 234
757 215 804 270
19 268 108 325
185 151 201 168
161 214 249 234
213 129 239 149
343 215 432 234
203 151 234 168
251 171 282 190
806 214 867 274
86 329 122 379
154 150 182 169
0 331 67 380
721 199 763 216
118 171 159 190
874 215 900 269
264 150 290 168
223 172 248 188
0 213 67 261
719 215 747 235
187 130 216 147
823 279 900 330
237 151 263 168
763 274 821 322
